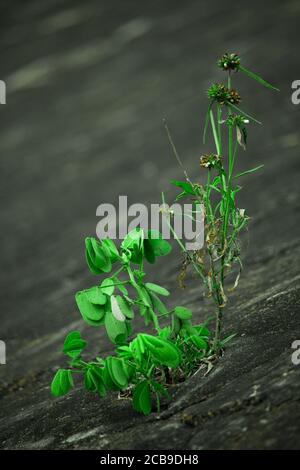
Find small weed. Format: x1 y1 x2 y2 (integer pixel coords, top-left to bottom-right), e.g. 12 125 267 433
51 53 278 414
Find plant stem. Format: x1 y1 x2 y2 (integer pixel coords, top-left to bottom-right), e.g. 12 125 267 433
213 305 223 354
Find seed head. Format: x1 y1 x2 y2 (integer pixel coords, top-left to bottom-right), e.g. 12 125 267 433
226 114 248 127
218 53 240 71
207 83 230 105
200 154 222 170
228 89 241 105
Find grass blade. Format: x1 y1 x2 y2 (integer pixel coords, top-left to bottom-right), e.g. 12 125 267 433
203 100 213 144
230 104 262 125
239 65 280 92
234 164 264 179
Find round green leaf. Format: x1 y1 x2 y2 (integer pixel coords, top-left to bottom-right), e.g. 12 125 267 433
75 291 105 325
63 331 87 358
51 369 73 397
85 286 107 305
100 278 115 296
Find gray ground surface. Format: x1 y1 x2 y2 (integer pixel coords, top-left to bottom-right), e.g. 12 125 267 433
0 0 300 450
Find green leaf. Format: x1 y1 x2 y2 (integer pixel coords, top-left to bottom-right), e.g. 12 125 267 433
233 164 264 179
51 369 73 397
133 380 152 415
174 306 193 320
63 331 87 358
85 286 107 305
75 291 105 326
101 239 120 262
194 324 210 338
149 292 169 316
189 335 208 350
104 309 129 344
203 100 213 144
141 334 181 368
102 362 120 391
84 365 106 396
144 238 156 263
85 237 112 274
170 180 195 195
111 295 126 322
136 285 152 308
220 333 237 347
115 295 134 320
238 65 280 92
139 304 151 326
145 282 170 297
106 357 128 389
146 230 172 257
121 228 144 264
100 278 115 296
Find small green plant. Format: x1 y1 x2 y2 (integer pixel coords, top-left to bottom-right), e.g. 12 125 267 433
163 52 278 354
51 53 278 414
51 229 212 415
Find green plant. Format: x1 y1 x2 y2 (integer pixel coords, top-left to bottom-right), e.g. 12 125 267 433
51 53 278 414
51 229 212 415
164 53 278 354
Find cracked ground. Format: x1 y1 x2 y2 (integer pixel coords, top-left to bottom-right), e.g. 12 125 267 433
0 0 300 450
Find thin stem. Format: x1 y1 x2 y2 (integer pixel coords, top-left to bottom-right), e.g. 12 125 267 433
210 110 221 155
217 105 222 155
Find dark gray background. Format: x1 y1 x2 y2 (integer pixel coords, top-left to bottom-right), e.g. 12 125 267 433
0 0 299 449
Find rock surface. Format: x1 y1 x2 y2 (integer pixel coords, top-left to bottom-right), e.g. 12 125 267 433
0 0 299 450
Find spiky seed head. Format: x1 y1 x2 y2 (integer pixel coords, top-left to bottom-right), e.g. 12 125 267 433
207 83 230 105
218 53 240 71
228 89 241 105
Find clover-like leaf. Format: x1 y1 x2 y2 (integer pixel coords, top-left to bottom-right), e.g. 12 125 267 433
100 278 115 296
51 369 73 397
75 290 105 326
141 334 182 368
121 228 144 264
63 331 87 358
85 286 107 305
106 356 128 389
85 237 112 274
84 365 106 396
